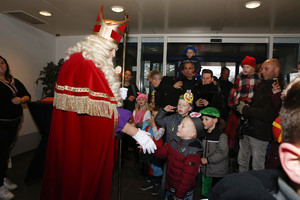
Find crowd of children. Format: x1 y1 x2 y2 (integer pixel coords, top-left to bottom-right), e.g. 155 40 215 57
120 48 283 199
122 89 229 199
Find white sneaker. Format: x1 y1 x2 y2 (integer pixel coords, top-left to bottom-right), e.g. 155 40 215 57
0 186 14 200
3 178 17 190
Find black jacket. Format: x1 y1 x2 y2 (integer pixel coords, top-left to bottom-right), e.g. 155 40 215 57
219 79 233 106
210 169 295 200
175 75 201 98
123 83 139 111
194 83 225 116
155 76 179 108
242 80 277 142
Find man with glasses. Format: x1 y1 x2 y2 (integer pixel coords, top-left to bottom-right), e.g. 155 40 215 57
194 69 225 116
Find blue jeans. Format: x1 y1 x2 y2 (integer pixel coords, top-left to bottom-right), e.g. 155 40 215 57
165 190 193 200
238 135 269 172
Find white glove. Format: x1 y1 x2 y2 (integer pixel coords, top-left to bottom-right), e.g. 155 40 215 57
119 87 128 100
132 129 157 154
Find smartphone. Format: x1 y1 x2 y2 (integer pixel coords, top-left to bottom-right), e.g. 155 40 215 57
272 78 279 84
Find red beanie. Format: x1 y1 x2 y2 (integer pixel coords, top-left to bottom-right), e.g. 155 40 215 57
241 56 256 68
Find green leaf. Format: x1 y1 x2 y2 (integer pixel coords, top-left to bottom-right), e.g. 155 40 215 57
35 59 64 98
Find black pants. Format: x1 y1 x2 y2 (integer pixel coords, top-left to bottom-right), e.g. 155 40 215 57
211 177 223 189
0 119 20 187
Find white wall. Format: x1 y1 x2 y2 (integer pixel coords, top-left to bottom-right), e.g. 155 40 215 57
0 13 56 143
55 35 86 62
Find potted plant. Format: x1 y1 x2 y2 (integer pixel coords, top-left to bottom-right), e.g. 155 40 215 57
35 59 64 98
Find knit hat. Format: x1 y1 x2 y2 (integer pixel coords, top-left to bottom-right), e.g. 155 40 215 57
199 107 220 118
179 92 194 105
241 56 256 68
136 92 148 101
189 112 203 138
184 46 197 54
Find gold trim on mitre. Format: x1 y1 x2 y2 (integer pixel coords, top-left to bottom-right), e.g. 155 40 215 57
92 5 130 45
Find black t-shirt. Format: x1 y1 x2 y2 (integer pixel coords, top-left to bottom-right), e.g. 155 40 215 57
0 78 31 120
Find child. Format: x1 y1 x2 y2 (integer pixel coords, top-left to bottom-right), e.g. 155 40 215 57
139 107 165 196
131 92 151 128
176 46 201 78
228 56 261 107
199 107 229 198
226 56 261 149
131 92 152 169
155 114 203 200
155 92 194 143
154 92 194 199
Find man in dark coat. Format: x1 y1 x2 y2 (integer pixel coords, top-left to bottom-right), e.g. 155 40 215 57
236 58 281 172
147 70 180 108
194 69 225 117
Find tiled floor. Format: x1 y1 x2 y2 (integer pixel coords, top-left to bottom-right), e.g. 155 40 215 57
5 149 176 200
6 151 42 200
6 147 238 200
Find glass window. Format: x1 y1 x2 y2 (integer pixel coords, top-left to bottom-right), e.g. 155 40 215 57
273 43 299 76
140 40 164 95
116 42 138 85
167 43 267 78
201 62 236 83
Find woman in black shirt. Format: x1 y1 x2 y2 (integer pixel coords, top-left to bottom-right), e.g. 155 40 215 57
0 56 31 200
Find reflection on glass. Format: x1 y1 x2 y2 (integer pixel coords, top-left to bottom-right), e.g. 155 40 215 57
166 64 175 77
116 42 138 84
201 62 236 83
140 42 163 95
273 43 299 75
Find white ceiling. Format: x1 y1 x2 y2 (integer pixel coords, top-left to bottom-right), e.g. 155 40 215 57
1 0 300 36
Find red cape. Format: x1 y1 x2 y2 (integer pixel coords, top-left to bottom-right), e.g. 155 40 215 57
41 53 118 200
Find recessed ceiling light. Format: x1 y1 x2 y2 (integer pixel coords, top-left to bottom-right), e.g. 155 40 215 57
111 6 124 13
245 1 261 9
39 10 51 17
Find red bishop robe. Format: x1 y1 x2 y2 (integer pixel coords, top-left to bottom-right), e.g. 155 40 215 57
40 53 119 200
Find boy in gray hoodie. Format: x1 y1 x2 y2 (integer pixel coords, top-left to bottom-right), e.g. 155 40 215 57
199 107 229 198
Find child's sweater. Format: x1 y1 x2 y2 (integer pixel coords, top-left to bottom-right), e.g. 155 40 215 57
131 110 151 128
228 72 261 107
155 108 186 143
